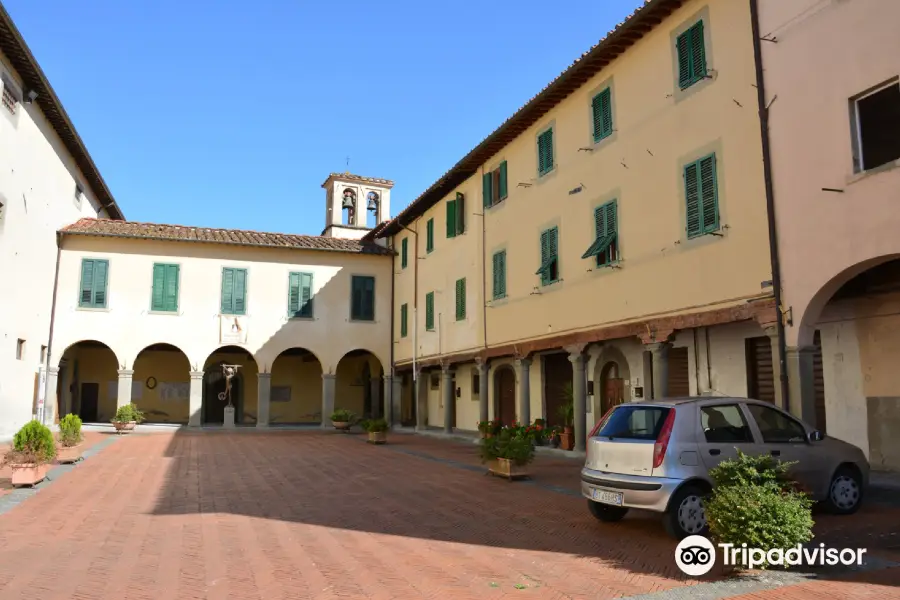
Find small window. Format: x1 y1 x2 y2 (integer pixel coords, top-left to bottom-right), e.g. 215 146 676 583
492 250 507 299
400 303 408 338
483 161 509 208
747 404 807 444
597 405 672 440
430 372 440 390
425 291 435 331
700 405 754 443
350 275 375 321
676 21 708 90
446 193 465 238
537 128 554 176
288 272 314 318
401 237 408 269
536 227 559 286
591 88 613 143
582 200 618 266
15 339 25 360
151 263 180 312
1 78 18 115
79 258 109 308
472 372 480 398
455 277 466 321
852 81 900 172
684 153 720 238
426 219 434 253
220 267 247 315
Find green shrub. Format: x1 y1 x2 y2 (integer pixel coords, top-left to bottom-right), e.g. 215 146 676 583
363 418 389 433
479 426 535 466
330 408 355 422
3 420 57 465
112 403 145 424
709 450 797 493
58 414 83 447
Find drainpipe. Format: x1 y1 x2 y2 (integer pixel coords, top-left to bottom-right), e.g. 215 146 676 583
42 232 63 425
480 167 489 354
400 222 419 425
388 235 396 425
750 0 790 412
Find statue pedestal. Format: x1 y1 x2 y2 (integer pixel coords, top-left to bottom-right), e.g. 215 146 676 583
223 406 235 429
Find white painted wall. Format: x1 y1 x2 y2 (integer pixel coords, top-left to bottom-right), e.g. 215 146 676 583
0 51 108 440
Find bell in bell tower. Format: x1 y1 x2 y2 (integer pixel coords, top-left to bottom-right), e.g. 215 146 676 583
321 173 394 240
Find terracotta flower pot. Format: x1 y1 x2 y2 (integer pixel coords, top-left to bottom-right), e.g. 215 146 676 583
113 421 136 433
332 420 351 431
559 431 574 451
57 444 82 464
10 463 49 487
368 431 387 444
491 458 530 479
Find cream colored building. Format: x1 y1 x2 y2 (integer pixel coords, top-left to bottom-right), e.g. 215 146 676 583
46 174 397 428
759 0 900 471
378 0 781 450
0 6 125 440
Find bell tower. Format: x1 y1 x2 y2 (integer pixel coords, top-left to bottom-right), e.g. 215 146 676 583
321 173 393 239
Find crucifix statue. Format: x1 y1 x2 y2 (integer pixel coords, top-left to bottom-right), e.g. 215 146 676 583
218 364 241 407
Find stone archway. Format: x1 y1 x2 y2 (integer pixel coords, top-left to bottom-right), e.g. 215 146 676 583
270 347 323 424
592 344 631 420
132 343 191 424
202 346 258 425
335 349 384 420
56 340 120 424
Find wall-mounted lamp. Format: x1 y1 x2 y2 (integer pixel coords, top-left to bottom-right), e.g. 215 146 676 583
25 90 38 104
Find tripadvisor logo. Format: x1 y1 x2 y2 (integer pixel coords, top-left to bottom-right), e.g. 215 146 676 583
675 535 868 576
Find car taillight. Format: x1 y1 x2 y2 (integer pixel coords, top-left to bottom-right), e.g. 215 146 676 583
652 408 677 469
588 405 616 438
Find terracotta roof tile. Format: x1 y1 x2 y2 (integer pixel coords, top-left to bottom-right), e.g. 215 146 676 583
59 218 394 256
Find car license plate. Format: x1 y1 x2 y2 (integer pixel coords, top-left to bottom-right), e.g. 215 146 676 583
592 489 623 506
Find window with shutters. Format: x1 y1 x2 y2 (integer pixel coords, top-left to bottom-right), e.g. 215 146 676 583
455 278 466 321
426 218 434 253
78 258 110 309
1 76 19 117
492 250 507 300
684 153 720 239
483 161 509 208
425 291 435 331
400 303 408 337
350 275 375 321
401 237 408 269
150 263 180 312
676 21 707 90
591 88 613 143
537 128 554 176
536 227 559 286
220 267 248 315
445 193 465 238
850 80 900 173
288 272 314 318
581 200 618 266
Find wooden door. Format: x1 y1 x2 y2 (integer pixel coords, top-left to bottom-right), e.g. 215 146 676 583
496 367 516 425
79 383 99 422
745 336 776 403
543 353 573 427
602 378 625 414
667 347 690 397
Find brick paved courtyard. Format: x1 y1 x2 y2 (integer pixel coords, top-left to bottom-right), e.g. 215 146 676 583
0 429 898 599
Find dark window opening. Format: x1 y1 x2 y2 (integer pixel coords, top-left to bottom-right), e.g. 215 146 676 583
854 82 900 172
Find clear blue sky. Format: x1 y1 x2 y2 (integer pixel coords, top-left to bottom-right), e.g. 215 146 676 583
7 0 641 234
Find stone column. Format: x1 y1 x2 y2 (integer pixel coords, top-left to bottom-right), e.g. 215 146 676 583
117 369 134 409
568 349 588 452
764 326 785 409
257 373 271 428
415 370 428 431
476 359 489 424
43 367 60 425
321 373 336 428
382 375 394 426
514 357 532 425
188 370 204 427
786 346 818 425
442 363 454 434
646 343 670 399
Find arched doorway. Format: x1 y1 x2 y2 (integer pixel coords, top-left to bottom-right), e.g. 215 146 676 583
335 350 383 419
592 344 632 420
132 344 191 423
202 346 258 425
599 361 626 415
494 365 516 425
57 340 119 423
270 347 323 424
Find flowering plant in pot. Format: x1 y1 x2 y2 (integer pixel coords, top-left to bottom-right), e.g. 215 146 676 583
477 419 502 438
330 408 355 430
2 420 57 486
362 418 389 444
111 403 144 433
479 426 535 480
57 414 84 463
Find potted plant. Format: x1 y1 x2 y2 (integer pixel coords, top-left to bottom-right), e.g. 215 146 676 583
480 426 535 480
477 419 502 439
558 383 575 451
548 426 562 448
363 418 389 444
57 414 84 463
532 419 547 445
330 408 355 431
2 420 57 486
111 403 144 433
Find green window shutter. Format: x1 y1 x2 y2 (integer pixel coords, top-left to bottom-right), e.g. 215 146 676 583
151 263 166 311
299 272 313 318
676 30 691 89
538 129 554 175
677 21 707 89
498 161 508 200
288 272 301 316
425 292 435 330
426 219 434 252
446 199 457 238
401 237 408 269
685 161 702 238
351 275 375 320
455 192 465 235
221 268 234 313
582 201 618 265
79 258 109 308
455 278 466 321
536 227 559 285
92 260 108 307
79 259 94 307
592 88 613 142
699 154 720 234
400 303 408 337
232 269 247 315
492 251 506 299
164 265 179 312
482 172 493 208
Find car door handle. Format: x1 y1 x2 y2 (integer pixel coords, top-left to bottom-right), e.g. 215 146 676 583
770 450 781 457
708 449 721 456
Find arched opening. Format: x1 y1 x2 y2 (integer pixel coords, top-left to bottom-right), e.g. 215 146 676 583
493 365 516 425
341 188 357 226
132 344 191 424
56 340 119 424
202 346 258 425
599 362 626 415
365 191 380 228
270 348 323 424
592 345 632 421
335 349 383 420
543 352 573 428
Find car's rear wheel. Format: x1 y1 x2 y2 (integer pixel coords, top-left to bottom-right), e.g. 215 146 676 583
664 484 709 539
823 466 863 515
587 500 629 522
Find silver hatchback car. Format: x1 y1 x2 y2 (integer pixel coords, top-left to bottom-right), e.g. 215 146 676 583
580 397 869 539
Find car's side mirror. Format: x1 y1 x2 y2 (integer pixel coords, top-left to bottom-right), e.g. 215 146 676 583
808 430 824 443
